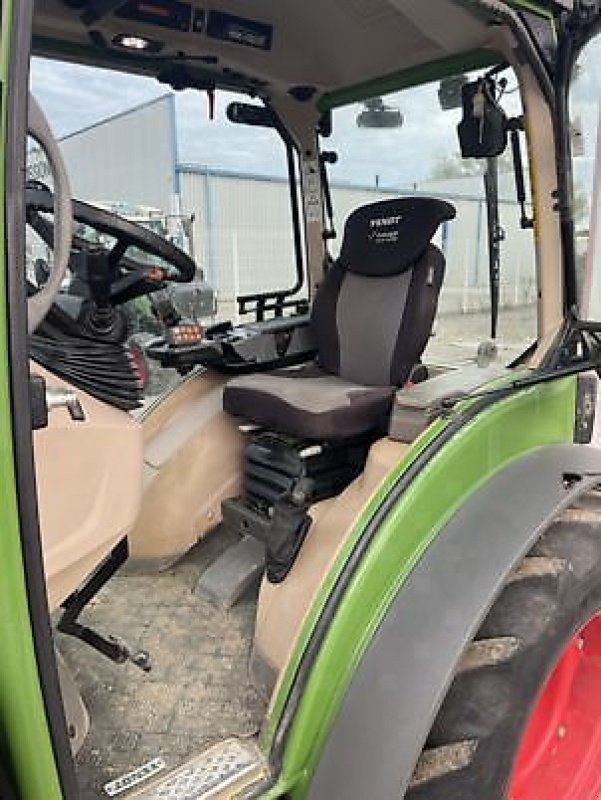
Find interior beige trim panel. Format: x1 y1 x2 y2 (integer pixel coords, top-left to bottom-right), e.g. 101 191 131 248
128 370 245 564
33 364 143 611
254 437 410 693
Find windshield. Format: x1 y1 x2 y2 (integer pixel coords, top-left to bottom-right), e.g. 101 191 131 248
326 68 537 367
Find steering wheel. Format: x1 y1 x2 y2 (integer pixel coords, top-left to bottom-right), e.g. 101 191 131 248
27 94 73 333
27 186 196 307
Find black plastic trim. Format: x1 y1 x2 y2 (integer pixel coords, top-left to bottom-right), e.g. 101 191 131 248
5 2 79 797
0 751 17 800
554 8 601 314
555 12 578 312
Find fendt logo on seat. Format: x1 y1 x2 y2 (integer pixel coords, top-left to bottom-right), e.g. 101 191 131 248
370 214 402 228
368 214 402 243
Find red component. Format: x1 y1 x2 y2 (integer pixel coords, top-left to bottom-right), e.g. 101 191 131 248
128 341 149 389
509 612 601 799
145 267 166 282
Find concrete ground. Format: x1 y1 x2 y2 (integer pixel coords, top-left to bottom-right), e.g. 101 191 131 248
56 527 266 800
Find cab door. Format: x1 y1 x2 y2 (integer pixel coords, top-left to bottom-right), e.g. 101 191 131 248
0 1 75 798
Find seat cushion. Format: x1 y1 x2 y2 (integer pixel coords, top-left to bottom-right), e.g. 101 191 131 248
223 365 394 440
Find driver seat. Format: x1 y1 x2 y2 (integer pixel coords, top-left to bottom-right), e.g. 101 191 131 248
223 197 455 440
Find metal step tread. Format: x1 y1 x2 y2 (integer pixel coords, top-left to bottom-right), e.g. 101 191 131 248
128 739 268 799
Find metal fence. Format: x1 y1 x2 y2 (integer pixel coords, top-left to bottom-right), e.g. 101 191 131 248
178 166 537 323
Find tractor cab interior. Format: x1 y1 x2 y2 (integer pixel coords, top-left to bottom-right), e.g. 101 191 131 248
22 0 553 796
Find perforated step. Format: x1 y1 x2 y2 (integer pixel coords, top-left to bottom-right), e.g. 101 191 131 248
127 739 267 799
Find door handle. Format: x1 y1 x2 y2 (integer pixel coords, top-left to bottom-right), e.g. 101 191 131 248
46 388 86 421
31 374 86 429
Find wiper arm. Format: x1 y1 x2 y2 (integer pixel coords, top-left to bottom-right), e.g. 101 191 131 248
442 313 601 413
440 358 600 413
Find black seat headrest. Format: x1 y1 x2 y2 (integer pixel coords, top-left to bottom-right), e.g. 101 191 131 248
338 197 456 277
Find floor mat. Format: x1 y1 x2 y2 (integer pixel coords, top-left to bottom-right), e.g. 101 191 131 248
57 528 267 800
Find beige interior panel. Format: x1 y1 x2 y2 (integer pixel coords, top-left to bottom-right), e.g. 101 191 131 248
128 370 245 564
254 437 409 689
33 364 143 612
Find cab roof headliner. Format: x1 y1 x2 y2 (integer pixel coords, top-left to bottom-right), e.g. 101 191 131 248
31 1 550 104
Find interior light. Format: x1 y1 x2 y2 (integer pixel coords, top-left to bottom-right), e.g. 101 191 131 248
113 34 162 52
118 35 149 49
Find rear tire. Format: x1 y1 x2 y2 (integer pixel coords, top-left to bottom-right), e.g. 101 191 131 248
405 488 601 800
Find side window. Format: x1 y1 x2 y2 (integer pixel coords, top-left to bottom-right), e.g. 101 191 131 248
29 63 303 325
570 34 601 319
326 71 537 366
28 61 304 400
176 96 302 321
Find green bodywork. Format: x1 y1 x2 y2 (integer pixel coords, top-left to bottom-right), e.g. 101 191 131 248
0 3 64 799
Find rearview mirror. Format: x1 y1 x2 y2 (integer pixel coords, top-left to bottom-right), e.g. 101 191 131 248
226 102 277 128
356 97 403 129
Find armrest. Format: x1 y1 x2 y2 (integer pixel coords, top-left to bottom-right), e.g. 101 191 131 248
244 313 311 335
226 320 316 369
389 363 510 443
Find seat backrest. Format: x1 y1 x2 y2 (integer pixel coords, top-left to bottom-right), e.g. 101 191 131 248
311 197 455 387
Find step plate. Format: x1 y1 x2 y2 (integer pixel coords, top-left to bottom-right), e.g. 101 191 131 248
129 739 268 799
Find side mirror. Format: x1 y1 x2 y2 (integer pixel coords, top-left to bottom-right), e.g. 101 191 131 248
457 78 508 158
438 74 468 111
226 102 277 128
